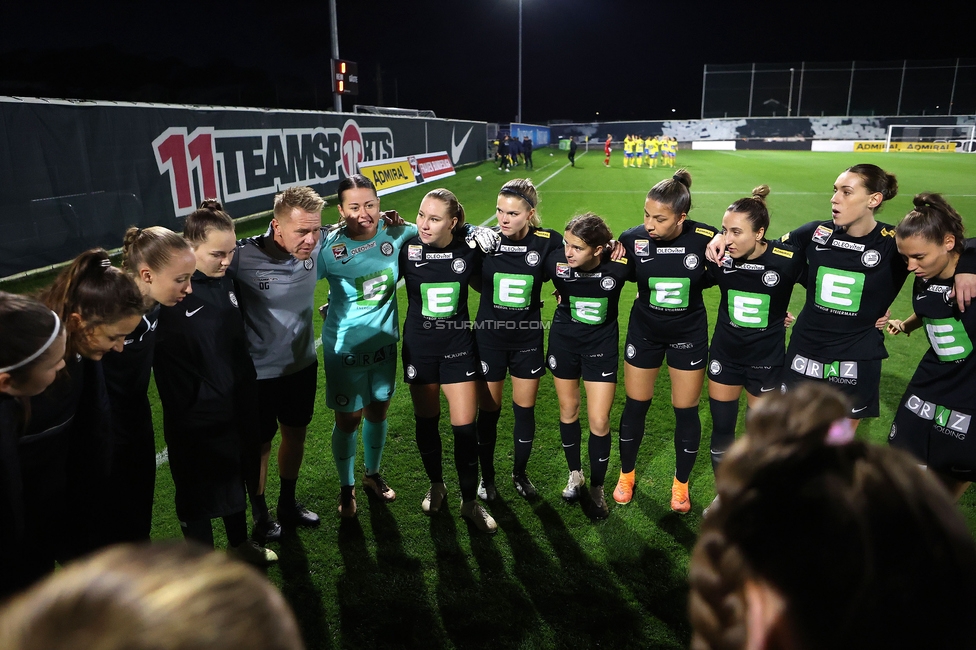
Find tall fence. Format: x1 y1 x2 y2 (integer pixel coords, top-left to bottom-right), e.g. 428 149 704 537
701 59 976 119
0 97 487 277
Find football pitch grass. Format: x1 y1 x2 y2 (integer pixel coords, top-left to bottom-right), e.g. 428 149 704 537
11 148 976 649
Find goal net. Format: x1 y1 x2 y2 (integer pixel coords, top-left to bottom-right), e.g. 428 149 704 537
885 124 976 152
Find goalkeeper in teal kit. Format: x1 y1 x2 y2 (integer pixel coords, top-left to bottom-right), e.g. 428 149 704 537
317 175 417 517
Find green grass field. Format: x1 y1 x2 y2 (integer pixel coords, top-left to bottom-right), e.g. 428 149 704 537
7 148 976 649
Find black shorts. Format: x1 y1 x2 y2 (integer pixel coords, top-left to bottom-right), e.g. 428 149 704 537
403 346 479 385
547 331 618 382
624 333 708 371
782 350 881 419
478 345 546 381
889 392 976 481
707 356 782 397
252 361 318 443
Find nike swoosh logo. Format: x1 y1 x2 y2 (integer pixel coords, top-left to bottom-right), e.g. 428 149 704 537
531 367 543 374
451 126 473 164
723 268 738 274
518 438 532 443
640 257 655 263
760 387 776 393
690 359 703 366
598 456 610 462
415 262 429 267
465 371 476 376
601 371 613 377
916 294 927 300
561 443 576 448
815 246 831 251
620 437 633 442
186 306 203 317
852 406 868 414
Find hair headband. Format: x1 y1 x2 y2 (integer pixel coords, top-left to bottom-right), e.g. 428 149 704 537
0 311 62 374
499 187 536 208
825 418 855 446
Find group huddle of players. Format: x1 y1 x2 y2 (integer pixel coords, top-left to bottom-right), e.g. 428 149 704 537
622 135 677 168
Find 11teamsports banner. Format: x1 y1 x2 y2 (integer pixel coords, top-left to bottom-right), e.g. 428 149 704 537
0 97 487 277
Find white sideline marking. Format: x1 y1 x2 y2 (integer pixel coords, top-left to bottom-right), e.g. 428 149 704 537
156 447 169 468
480 151 587 226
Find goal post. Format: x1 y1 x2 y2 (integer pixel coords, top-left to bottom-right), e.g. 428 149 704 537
884 124 976 152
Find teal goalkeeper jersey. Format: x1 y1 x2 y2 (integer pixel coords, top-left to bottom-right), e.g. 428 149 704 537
317 221 418 353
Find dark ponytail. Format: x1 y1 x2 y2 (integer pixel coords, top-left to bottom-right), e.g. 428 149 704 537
647 169 692 215
895 193 965 254
726 185 771 239
846 164 898 211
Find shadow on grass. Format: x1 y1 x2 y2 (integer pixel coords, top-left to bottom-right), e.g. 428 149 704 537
277 528 333 650
635 490 699 554
485 497 647 646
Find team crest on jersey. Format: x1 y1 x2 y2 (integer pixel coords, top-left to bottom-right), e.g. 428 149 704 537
304 258 314 270
709 360 723 375
634 239 650 256
548 355 557 369
861 249 881 267
762 271 780 287
408 245 423 261
601 277 616 291
331 244 348 261
525 251 541 266
452 258 467 274
481 361 489 375
812 225 833 245
683 254 699 270
626 344 636 359
228 291 239 307
721 255 733 268
406 364 417 379
380 242 394 256
335 395 349 407
556 263 571 278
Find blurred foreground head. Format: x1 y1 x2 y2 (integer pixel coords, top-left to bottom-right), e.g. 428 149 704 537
689 383 976 650
0 543 304 650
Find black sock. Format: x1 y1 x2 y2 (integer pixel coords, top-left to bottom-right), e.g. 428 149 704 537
278 477 297 509
250 493 268 522
619 396 651 473
674 406 702 483
512 402 535 475
477 408 500 482
588 432 612 487
559 420 582 472
223 511 248 548
709 398 739 475
415 415 443 484
181 519 214 548
453 423 479 502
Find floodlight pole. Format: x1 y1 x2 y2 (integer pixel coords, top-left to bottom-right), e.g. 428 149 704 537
329 0 342 113
517 0 522 123
787 68 795 117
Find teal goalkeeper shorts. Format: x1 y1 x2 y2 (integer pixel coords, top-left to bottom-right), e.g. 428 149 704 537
323 343 397 412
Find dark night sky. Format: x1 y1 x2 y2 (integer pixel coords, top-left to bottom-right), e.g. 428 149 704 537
1 0 974 122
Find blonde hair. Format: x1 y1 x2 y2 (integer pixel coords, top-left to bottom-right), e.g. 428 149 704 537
499 178 542 227
121 226 191 274
0 543 304 650
273 186 325 220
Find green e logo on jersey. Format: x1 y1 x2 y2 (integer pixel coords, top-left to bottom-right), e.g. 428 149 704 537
648 277 690 309
815 267 864 312
421 282 460 318
356 268 394 305
729 290 770 328
570 296 608 324
493 273 533 309
923 317 973 361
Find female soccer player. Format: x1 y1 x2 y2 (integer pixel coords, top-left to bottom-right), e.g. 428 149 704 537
547 213 630 520
706 164 976 430
0 293 67 598
10 250 145 591
153 202 277 565
689 383 976 650
101 226 194 544
603 133 612 168
473 178 563 502
400 188 497 533
615 170 718 513
703 186 804 512
153 203 276 565
886 194 976 500
317 174 416 517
